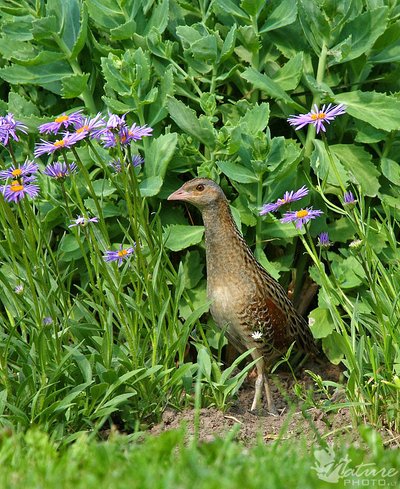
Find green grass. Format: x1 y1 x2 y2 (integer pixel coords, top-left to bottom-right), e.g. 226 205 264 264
1 1 400 479
0 427 399 489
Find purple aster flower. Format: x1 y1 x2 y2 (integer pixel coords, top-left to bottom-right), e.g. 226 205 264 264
43 316 53 325
43 161 77 179
73 113 106 139
107 113 126 129
120 123 153 143
103 245 135 266
0 160 39 180
288 103 346 134
343 191 356 206
68 215 99 228
260 185 309 215
109 155 144 172
102 131 117 148
39 110 83 134
318 232 331 248
1 179 39 203
0 113 28 145
34 132 83 157
280 207 323 229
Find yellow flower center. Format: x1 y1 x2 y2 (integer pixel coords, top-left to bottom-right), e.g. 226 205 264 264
11 181 24 192
76 125 89 133
117 249 128 257
11 168 22 177
277 198 286 204
55 115 69 123
296 210 309 218
311 112 326 120
54 139 66 147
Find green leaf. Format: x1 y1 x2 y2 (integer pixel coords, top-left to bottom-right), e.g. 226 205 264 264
240 0 264 16
241 67 302 110
145 133 178 180
139 176 163 197
381 158 400 186
219 24 237 62
331 144 380 197
217 160 258 183
272 53 303 91
331 7 388 65
85 0 126 29
239 102 270 133
48 0 82 53
163 225 204 252
0 61 72 94
110 20 136 40
309 308 335 339
371 20 400 64
58 234 82 261
71 2 89 58
213 0 248 20
335 91 400 132
197 346 212 379
143 0 169 35
168 97 216 148
310 140 348 188
259 0 298 33
61 73 89 98
91 179 117 197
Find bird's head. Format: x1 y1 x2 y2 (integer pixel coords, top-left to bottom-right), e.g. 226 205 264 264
167 178 226 210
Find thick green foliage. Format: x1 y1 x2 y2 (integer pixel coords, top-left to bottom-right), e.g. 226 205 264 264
0 0 399 434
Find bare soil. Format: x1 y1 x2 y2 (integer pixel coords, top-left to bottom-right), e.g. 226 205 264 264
150 361 394 446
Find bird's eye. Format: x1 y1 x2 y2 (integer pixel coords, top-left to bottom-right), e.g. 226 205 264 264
196 184 205 192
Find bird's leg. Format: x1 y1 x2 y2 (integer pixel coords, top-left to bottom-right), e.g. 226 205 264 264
250 357 277 414
263 372 277 415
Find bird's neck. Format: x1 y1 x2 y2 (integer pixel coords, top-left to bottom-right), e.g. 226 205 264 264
201 199 251 278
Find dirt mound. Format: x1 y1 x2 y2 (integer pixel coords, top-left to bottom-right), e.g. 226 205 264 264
150 361 358 445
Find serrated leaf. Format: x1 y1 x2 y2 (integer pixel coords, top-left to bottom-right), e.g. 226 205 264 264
217 160 257 183
0 61 72 94
163 225 204 252
110 20 136 40
259 0 298 33
71 2 88 58
49 0 82 53
213 0 248 20
61 73 89 98
239 102 270 133
219 24 236 62
101 55 131 96
85 0 125 29
335 91 400 132
332 7 388 64
241 67 302 109
272 53 303 91
168 97 215 148
143 0 169 35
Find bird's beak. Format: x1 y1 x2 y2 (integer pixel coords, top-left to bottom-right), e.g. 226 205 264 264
167 186 190 201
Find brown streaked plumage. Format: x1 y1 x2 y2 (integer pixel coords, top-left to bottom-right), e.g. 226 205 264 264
168 178 317 413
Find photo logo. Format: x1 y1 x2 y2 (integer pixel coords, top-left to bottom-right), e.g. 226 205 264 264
312 445 398 486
